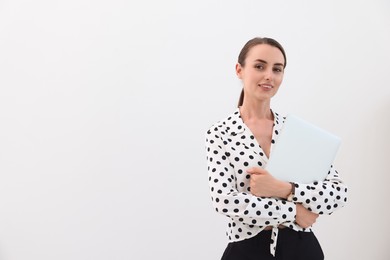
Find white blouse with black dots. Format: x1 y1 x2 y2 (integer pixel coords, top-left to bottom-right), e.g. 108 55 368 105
205 108 348 256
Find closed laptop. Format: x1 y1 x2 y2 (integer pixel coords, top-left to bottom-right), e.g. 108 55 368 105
266 114 341 183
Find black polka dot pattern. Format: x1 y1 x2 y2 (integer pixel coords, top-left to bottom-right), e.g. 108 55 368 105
291 165 348 215
205 108 348 254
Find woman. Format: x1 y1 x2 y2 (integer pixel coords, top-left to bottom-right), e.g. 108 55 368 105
205 37 348 260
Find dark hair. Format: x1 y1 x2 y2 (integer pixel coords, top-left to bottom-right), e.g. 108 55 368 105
237 37 287 107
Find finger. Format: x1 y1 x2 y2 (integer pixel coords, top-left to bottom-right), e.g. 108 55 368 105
246 167 256 174
246 167 264 175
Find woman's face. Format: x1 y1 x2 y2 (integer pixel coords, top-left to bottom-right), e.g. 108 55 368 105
236 44 285 103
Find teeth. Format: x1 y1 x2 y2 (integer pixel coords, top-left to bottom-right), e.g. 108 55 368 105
259 84 272 89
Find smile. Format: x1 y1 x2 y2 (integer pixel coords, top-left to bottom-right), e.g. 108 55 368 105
258 84 273 89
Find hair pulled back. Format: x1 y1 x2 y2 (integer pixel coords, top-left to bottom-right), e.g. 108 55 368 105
237 37 287 107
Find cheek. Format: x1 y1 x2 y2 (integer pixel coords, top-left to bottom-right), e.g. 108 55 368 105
275 75 284 85
246 73 261 83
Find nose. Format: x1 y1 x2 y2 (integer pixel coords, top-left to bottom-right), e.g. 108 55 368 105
264 68 273 81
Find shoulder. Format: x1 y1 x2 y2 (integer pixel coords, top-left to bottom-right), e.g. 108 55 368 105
205 109 241 137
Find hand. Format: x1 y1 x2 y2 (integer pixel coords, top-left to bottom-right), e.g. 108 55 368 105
247 167 291 198
295 204 319 228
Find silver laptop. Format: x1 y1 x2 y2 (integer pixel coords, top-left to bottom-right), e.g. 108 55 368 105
266 114 341 183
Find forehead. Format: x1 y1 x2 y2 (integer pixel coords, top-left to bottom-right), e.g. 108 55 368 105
246 44 285 65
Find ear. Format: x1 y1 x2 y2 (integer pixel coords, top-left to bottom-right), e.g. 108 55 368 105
235 63 243 79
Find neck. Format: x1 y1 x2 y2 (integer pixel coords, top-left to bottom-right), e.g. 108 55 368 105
239 100 273 122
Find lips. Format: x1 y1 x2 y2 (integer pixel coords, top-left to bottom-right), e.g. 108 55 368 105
258 84 273 89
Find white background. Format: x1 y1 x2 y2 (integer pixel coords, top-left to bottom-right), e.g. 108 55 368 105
0 0 389 259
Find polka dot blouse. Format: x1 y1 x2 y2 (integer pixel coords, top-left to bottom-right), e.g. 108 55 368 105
205 109 348 256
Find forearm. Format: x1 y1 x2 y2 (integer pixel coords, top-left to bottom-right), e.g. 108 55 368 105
291 166 348 214
273 181 294 200
211 190 296 227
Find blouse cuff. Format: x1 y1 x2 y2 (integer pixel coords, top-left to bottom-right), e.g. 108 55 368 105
277 200 296 224
291 182 313 204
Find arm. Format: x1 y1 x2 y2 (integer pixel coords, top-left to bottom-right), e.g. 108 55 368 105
247 167 319 228
205 127 296 227
291 166 348 215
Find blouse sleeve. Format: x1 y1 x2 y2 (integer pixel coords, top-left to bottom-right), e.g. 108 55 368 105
205 126 296 227
292 165 348 215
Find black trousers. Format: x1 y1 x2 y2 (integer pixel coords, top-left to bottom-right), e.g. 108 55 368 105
221 228 324 260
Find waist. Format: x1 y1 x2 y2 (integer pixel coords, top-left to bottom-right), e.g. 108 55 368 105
264 225 287 231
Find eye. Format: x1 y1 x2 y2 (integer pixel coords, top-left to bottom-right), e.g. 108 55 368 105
254 64 264 70
273 67 283 73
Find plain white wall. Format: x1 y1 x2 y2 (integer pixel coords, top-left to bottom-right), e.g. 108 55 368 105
0 0 389 259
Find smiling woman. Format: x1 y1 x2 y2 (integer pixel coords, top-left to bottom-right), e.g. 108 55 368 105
236 38 286 109
205 37 348 260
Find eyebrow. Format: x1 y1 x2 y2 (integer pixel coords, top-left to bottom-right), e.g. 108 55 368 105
254 59 284 67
